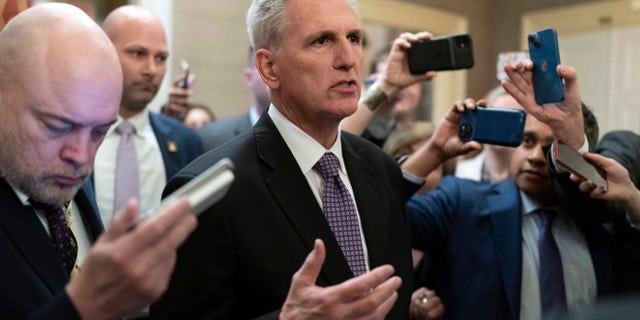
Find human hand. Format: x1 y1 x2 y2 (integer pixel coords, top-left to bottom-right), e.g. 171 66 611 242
376 31 437 99
409 287 444 320
429 98 483 161
66 198 197 319
571 152 636 202
502 61 584 149
280 239 402 320
161 74 196 120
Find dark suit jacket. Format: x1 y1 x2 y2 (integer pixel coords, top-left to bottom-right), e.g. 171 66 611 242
149 112 204 179
0 178 103 319
406 176 613 320
151 114 413 319
596 131 640 293
196 113 252 151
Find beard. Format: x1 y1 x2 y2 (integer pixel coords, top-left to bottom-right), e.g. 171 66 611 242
0 135 91 206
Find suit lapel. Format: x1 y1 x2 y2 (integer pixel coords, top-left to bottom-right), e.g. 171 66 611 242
341 137 388 269
0 178 69 293
488 179 522 320
74 182 104 241
254 115 354 285
149 112 175 179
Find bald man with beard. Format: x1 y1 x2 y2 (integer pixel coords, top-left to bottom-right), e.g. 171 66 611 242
0 4 196 319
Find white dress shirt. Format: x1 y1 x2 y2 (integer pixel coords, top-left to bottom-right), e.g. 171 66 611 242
94 109 166 227
519 192 597 320
268 105 370 271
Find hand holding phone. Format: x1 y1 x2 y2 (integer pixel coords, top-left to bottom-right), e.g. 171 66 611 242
528 28 564 105
458 106 526 147
407 34 474 74
554 141 607 191
177 59 191 89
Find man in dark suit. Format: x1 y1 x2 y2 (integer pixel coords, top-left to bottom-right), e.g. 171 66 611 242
503 60 640 295
405 100 613 319
196 46 270 151
94 5 203 225
151 0 437 318
0 4 196 319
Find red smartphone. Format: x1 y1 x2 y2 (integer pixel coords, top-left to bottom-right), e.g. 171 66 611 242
554 141 607 191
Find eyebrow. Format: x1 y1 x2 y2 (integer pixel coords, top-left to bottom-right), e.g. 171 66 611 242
33 107 117 128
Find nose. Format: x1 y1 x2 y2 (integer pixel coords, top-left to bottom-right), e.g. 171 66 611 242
334 38 359 71
60 131 93 168
527 143 547 166
142 56 158 78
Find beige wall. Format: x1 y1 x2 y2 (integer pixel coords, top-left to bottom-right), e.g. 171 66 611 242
171 0 612 119
173 1 251 119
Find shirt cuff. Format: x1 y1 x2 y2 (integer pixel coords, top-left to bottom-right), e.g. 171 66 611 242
402 170 425 186
366 114 396 139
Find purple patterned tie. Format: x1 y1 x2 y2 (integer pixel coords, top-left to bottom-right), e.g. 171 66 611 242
537 208 567 315
114 120 140 212
29 199 77 276
314 152 367 276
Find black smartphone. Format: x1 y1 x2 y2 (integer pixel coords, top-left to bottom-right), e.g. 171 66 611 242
459 106 526 147
407 34 474 74
554 141 607 191
528 28 564 105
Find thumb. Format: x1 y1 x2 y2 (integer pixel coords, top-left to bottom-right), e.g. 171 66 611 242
104 199 139 240
582 152 608 169
293 239 326 286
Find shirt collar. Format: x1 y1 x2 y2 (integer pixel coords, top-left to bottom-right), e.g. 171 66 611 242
106 109 150 137
520 190 559 216
6 180 30 206
267 104 346 175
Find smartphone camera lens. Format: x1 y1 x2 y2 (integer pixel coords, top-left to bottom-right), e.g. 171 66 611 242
459 124 472 139
456 36 470 49
528 34 541 48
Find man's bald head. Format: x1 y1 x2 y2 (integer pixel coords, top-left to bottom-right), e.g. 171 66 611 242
102 5 169 117
0 3 122 97
0 3 122 205
103 5 164 42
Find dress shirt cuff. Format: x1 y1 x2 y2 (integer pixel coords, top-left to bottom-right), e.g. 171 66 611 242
402 170 426 186
549 134 589 173
366 114 396 140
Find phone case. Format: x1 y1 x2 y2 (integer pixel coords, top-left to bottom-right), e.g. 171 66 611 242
528 28 564 105
459 106 526 147
407 34 474 74
554 141 608 191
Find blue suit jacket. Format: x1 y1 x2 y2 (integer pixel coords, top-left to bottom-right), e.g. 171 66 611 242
0 178 103 319
149 112 204 180
407 176 613 320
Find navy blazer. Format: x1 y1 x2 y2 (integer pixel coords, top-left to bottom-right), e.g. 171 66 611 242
407 176 613 320
152 113 413 319
149 112 204 180
0 178 103 319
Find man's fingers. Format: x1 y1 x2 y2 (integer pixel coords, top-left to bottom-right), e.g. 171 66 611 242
291 239 326 288
128 197 194 251
105 199 139 240
333 264 396 302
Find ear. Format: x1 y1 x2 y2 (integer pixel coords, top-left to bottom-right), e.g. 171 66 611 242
255 48 280 90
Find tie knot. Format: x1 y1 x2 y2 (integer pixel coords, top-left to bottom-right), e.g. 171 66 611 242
314 152 340 179
537 208 557 228
116 120 136 135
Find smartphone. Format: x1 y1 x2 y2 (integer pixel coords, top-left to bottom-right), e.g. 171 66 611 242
554 141 607 191
407 34 474 74
458 106 527 147
140 158 235 221
177 59 190 89
528 28 564 105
